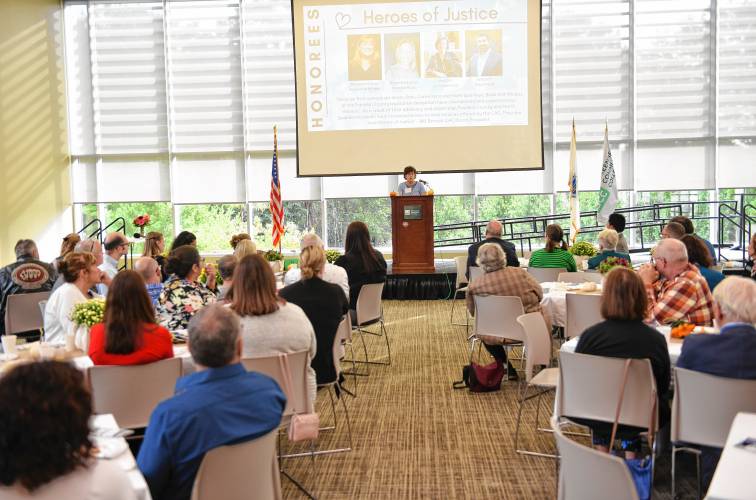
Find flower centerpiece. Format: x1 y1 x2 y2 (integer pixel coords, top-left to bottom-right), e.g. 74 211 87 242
133 214 151 237
70 298 106 327
263 249 284 273
598 256 632 274
324 249 342 264
198 266 223 287
569 240 597 270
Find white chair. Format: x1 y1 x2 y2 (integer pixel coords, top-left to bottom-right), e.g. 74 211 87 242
470 295 524 366
352 282 390 371
335 314 357 394
564 293 603 339
514 312 559 458
242 350 312 421
671 367 756 499
88 357 182 429
191 429 281 500
554 420 639 500
4 291 51 336
527 267 567 283
450 256 470 327
557 272 603 284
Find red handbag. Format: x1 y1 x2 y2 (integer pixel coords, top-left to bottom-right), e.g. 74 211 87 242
453 360 505 392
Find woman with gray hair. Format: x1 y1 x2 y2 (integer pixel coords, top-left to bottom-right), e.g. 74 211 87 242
465 243 550 378
587 228 632 270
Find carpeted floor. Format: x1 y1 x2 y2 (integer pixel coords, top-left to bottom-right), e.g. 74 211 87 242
280 300 699 499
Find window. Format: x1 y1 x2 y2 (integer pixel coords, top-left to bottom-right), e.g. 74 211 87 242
175 204 247 253
250 200 322 250
326 198 391 250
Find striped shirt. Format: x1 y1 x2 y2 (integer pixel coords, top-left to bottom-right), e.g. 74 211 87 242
528 248 577 272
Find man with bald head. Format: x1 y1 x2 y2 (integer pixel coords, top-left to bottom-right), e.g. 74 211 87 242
283 233 349 298
135 256 163 306
638 238 715 326
466 219 519 278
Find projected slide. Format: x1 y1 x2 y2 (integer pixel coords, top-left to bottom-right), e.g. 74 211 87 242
302 1 528 132
292 0 543 176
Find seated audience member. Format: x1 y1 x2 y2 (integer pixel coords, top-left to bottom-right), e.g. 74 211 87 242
677 276 756 489
0 239 57 336
661 221 686 240
0 361 136 500
527 224 577 272
229 233 251 250
44 253 103 344
466 219 519 279
747 233 756 279
157 246 217 331
134 256 163 306
230 254 317 408
233 239 257 259
588 229 632 270
335 221 387 313
606 213 629 253
216 255 237 300
681 234 724 292
283 233 349 298
98 233 128 295
53 233 80 271
137 305 285 500
466 243 549 379
142 231 168 282
638 238 715 326
88 271 173 366
670 215 717 261
62 239 111 295
169 231 196 253
575 267 671 456
280 245 349 385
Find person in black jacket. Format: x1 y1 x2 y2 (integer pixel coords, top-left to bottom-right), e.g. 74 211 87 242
574 267 671 457
466 220 519 278
334 221 387 315
280 245 348 385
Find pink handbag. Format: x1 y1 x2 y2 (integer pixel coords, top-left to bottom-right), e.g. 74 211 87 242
278 354 319 442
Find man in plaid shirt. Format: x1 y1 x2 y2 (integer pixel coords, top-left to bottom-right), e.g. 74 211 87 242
638 238 716 326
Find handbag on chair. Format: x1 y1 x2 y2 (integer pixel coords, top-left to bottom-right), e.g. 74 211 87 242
278 354 319 442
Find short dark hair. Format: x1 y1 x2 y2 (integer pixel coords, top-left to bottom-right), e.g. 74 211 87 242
188 304 240 368
608 213 626 233
670 216 695 235
600 267 648 321
0 361 93 492
403 165 417 179
664 222 686 239
103 234 126 251
14 239 36 259
171 231 197 252
681 234 713 268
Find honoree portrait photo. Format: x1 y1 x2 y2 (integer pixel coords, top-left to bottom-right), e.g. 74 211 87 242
384 33 421 81
465 30 503 77
347 34 382 81
398 165 427 196
424 32 463 78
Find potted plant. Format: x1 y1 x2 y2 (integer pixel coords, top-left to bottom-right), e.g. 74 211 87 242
569 240 597 271
264 249 284 273
324 249 342 264
133 214 151 237
69 298 106 351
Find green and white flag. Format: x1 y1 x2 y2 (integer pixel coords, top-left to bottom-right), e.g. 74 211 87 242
597 123 617 225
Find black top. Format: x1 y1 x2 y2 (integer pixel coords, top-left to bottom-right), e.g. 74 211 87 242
466 237 520 278
279 277 349 385
155 255 169 282
0 257 57 335
334 250 387 309
576 319 671 429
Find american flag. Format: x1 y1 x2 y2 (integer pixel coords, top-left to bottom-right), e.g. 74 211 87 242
270 126 284 248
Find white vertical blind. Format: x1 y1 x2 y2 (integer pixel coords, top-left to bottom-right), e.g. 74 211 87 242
166 0 244 152
636 0 712 140
89 1 168 153
718 0 756 137
553 0 631 142
63 2 96 156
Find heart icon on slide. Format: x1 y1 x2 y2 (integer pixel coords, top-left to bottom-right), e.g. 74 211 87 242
335 12 352 29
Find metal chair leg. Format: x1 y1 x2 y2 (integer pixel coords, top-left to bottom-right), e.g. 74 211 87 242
671 446 677 500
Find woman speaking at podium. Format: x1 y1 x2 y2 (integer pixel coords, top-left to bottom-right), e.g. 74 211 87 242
398 165 427 196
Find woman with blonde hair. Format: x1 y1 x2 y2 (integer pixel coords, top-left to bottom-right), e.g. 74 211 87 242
280 246 349 385
230 254 317 409
348 35 381 80
229 233 251 250
233 239 257 259
142 231 167 281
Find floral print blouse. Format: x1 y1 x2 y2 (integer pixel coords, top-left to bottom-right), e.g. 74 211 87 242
157 277 217 331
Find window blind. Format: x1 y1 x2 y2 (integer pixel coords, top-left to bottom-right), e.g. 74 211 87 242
718 0 756 138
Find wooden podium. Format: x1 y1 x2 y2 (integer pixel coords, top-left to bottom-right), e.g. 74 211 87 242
391 195 435 274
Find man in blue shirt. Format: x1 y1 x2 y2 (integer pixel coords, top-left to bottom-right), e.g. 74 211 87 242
134 257 163 307
137 304 286 500
676 276 756 489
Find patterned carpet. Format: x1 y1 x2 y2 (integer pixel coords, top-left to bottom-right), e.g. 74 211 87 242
279 300 698 499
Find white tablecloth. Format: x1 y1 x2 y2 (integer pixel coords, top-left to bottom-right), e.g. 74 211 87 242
560 325 683 365
706 412 756 500
540 282 602 328
90 414 152 500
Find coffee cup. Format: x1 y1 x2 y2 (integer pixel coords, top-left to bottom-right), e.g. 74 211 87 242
1 335 17 356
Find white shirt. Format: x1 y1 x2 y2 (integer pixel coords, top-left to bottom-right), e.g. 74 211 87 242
43 283 88 344
283 263 349 299
475 49 491 76
97 254 119 296
0 460 137 500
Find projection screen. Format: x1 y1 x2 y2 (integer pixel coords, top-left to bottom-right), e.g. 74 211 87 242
292 0 543 176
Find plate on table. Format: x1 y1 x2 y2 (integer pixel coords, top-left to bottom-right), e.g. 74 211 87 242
0 353 19 361
693 326 719 335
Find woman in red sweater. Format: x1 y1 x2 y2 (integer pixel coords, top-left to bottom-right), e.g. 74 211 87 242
89 270 174 365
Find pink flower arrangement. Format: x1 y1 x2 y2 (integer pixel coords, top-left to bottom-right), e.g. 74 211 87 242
133 214 151 228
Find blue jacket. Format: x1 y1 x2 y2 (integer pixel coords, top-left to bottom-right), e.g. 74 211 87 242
697 265 725 292
677 323 756 379
137 363 286 500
